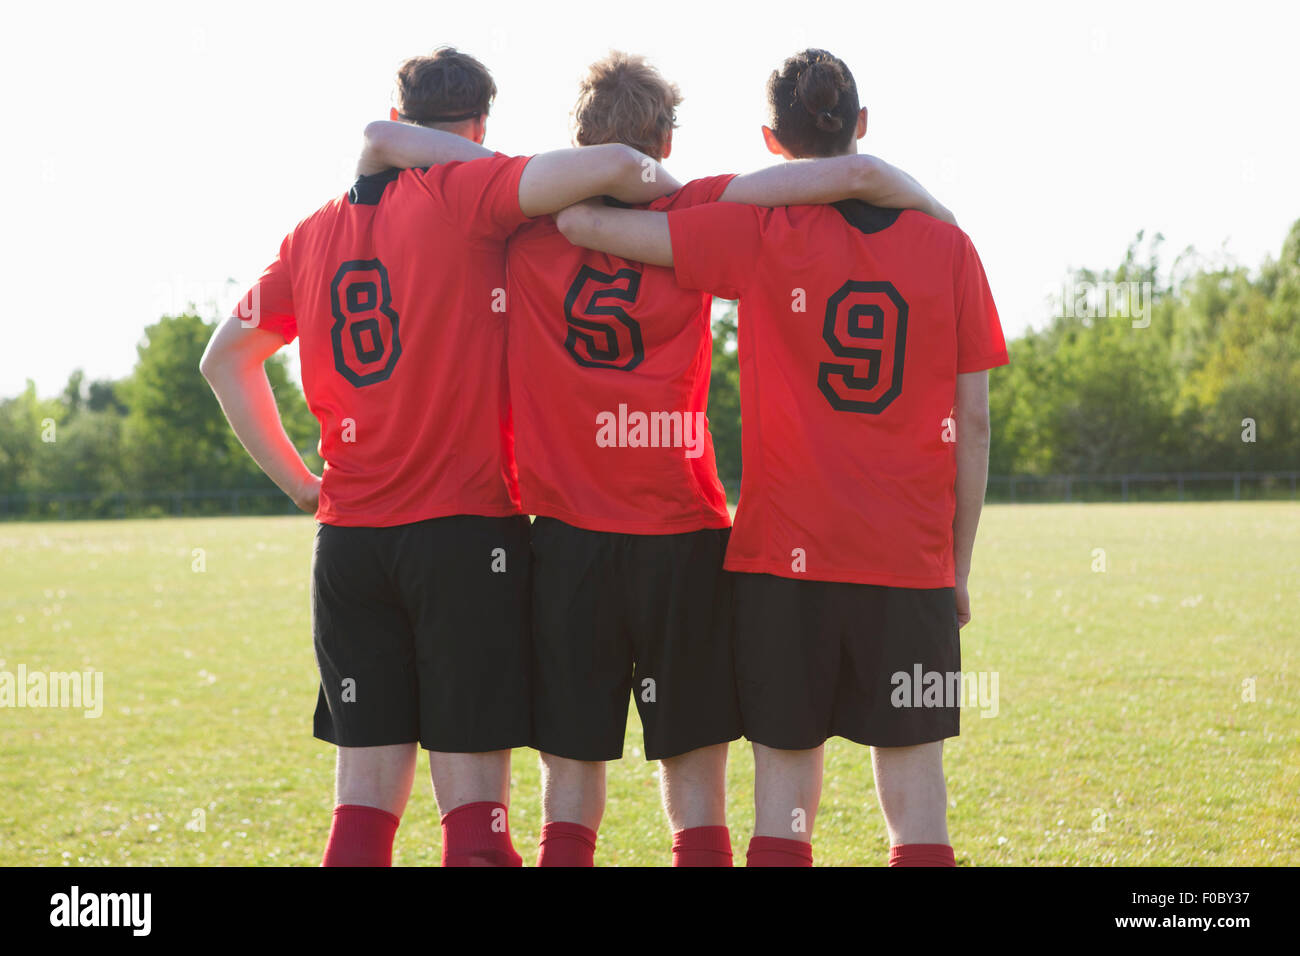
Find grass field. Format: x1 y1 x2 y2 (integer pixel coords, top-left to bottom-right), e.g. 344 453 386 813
1 503 1296 866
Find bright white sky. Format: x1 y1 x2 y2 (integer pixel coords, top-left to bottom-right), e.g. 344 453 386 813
3 0 1296 396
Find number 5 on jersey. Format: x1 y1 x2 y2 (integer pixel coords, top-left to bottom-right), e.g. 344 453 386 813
563 265 645 371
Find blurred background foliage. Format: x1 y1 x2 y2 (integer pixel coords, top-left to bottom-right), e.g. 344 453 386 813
3 220 1296 515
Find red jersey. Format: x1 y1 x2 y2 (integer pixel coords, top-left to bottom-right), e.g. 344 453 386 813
668 200 1008 587
233 155 532 527
505 175 736 534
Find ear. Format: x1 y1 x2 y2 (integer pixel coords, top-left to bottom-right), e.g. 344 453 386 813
472 115 487 145
390 106 400 122
855 107 867 140
761 125 786 157
660 129 673 160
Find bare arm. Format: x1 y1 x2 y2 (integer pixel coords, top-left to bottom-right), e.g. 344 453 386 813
555 201 673 267
517 144 678 216
357 121 492 176
200 318 320 512
719 155 956 224
952 370 991 626
356 121 679 216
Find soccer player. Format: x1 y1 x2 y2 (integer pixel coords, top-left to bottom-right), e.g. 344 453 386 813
199 47 683 867
555 48 1008 867
357 52 956 866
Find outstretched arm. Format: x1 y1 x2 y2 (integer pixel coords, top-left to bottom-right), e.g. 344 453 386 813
200 318 320 513
355 120 680 217
719 155 955 224
555 201 673 267
516 145 678 217
357 120 492 175
564 200 761 300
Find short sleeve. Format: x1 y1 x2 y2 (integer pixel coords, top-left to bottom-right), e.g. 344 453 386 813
954 235 1008 373
233 232 297 343
413 153 533 241
651 174 738 211
667 202 764 300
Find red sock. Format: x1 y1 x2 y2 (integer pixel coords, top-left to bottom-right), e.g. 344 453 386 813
537 821 598 867
440 801 523 867
672 826 733 867
746 835 813 867
888 843 956 867
321 804 400 867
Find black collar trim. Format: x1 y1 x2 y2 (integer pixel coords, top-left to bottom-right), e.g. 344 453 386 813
830 199 904 234
348 167 405 205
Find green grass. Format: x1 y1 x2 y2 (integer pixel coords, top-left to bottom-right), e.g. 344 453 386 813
1 504 1296 866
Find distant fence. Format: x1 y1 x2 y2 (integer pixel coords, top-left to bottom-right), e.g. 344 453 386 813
984 470 1298 503
1 471 1296 522
719 471 1298 504
0 488 301 522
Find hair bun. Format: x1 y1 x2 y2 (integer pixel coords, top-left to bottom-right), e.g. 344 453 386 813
795 58 846 132
765 48 859 156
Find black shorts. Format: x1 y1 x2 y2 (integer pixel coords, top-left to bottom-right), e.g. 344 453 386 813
311 514 532 752
733 573 961 750
530 517 742 762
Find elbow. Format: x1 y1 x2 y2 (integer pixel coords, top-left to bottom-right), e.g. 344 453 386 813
955 404 991 446
854 155 884 197
362 120 395 148
199 331 235 385
608 144 648 193
199 343 221 384
931 201 958 227
359 120 398 170
555 204 594 245
963 416 991 447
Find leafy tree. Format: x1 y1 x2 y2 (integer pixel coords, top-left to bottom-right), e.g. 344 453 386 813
2 218 1296 512
86 378 128 415
120 313 240 491
0 382 63 496
29 411 127 496
706 305 742 488
119 313 319 493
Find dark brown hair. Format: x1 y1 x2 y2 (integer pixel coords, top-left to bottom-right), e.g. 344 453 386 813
766 48 860 157
395 46 496 127
572 51 681 160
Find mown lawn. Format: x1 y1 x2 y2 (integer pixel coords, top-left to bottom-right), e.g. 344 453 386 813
0 503 1295 866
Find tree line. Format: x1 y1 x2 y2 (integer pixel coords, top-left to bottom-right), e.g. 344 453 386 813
3 221 1296 516
708 223 1299 483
